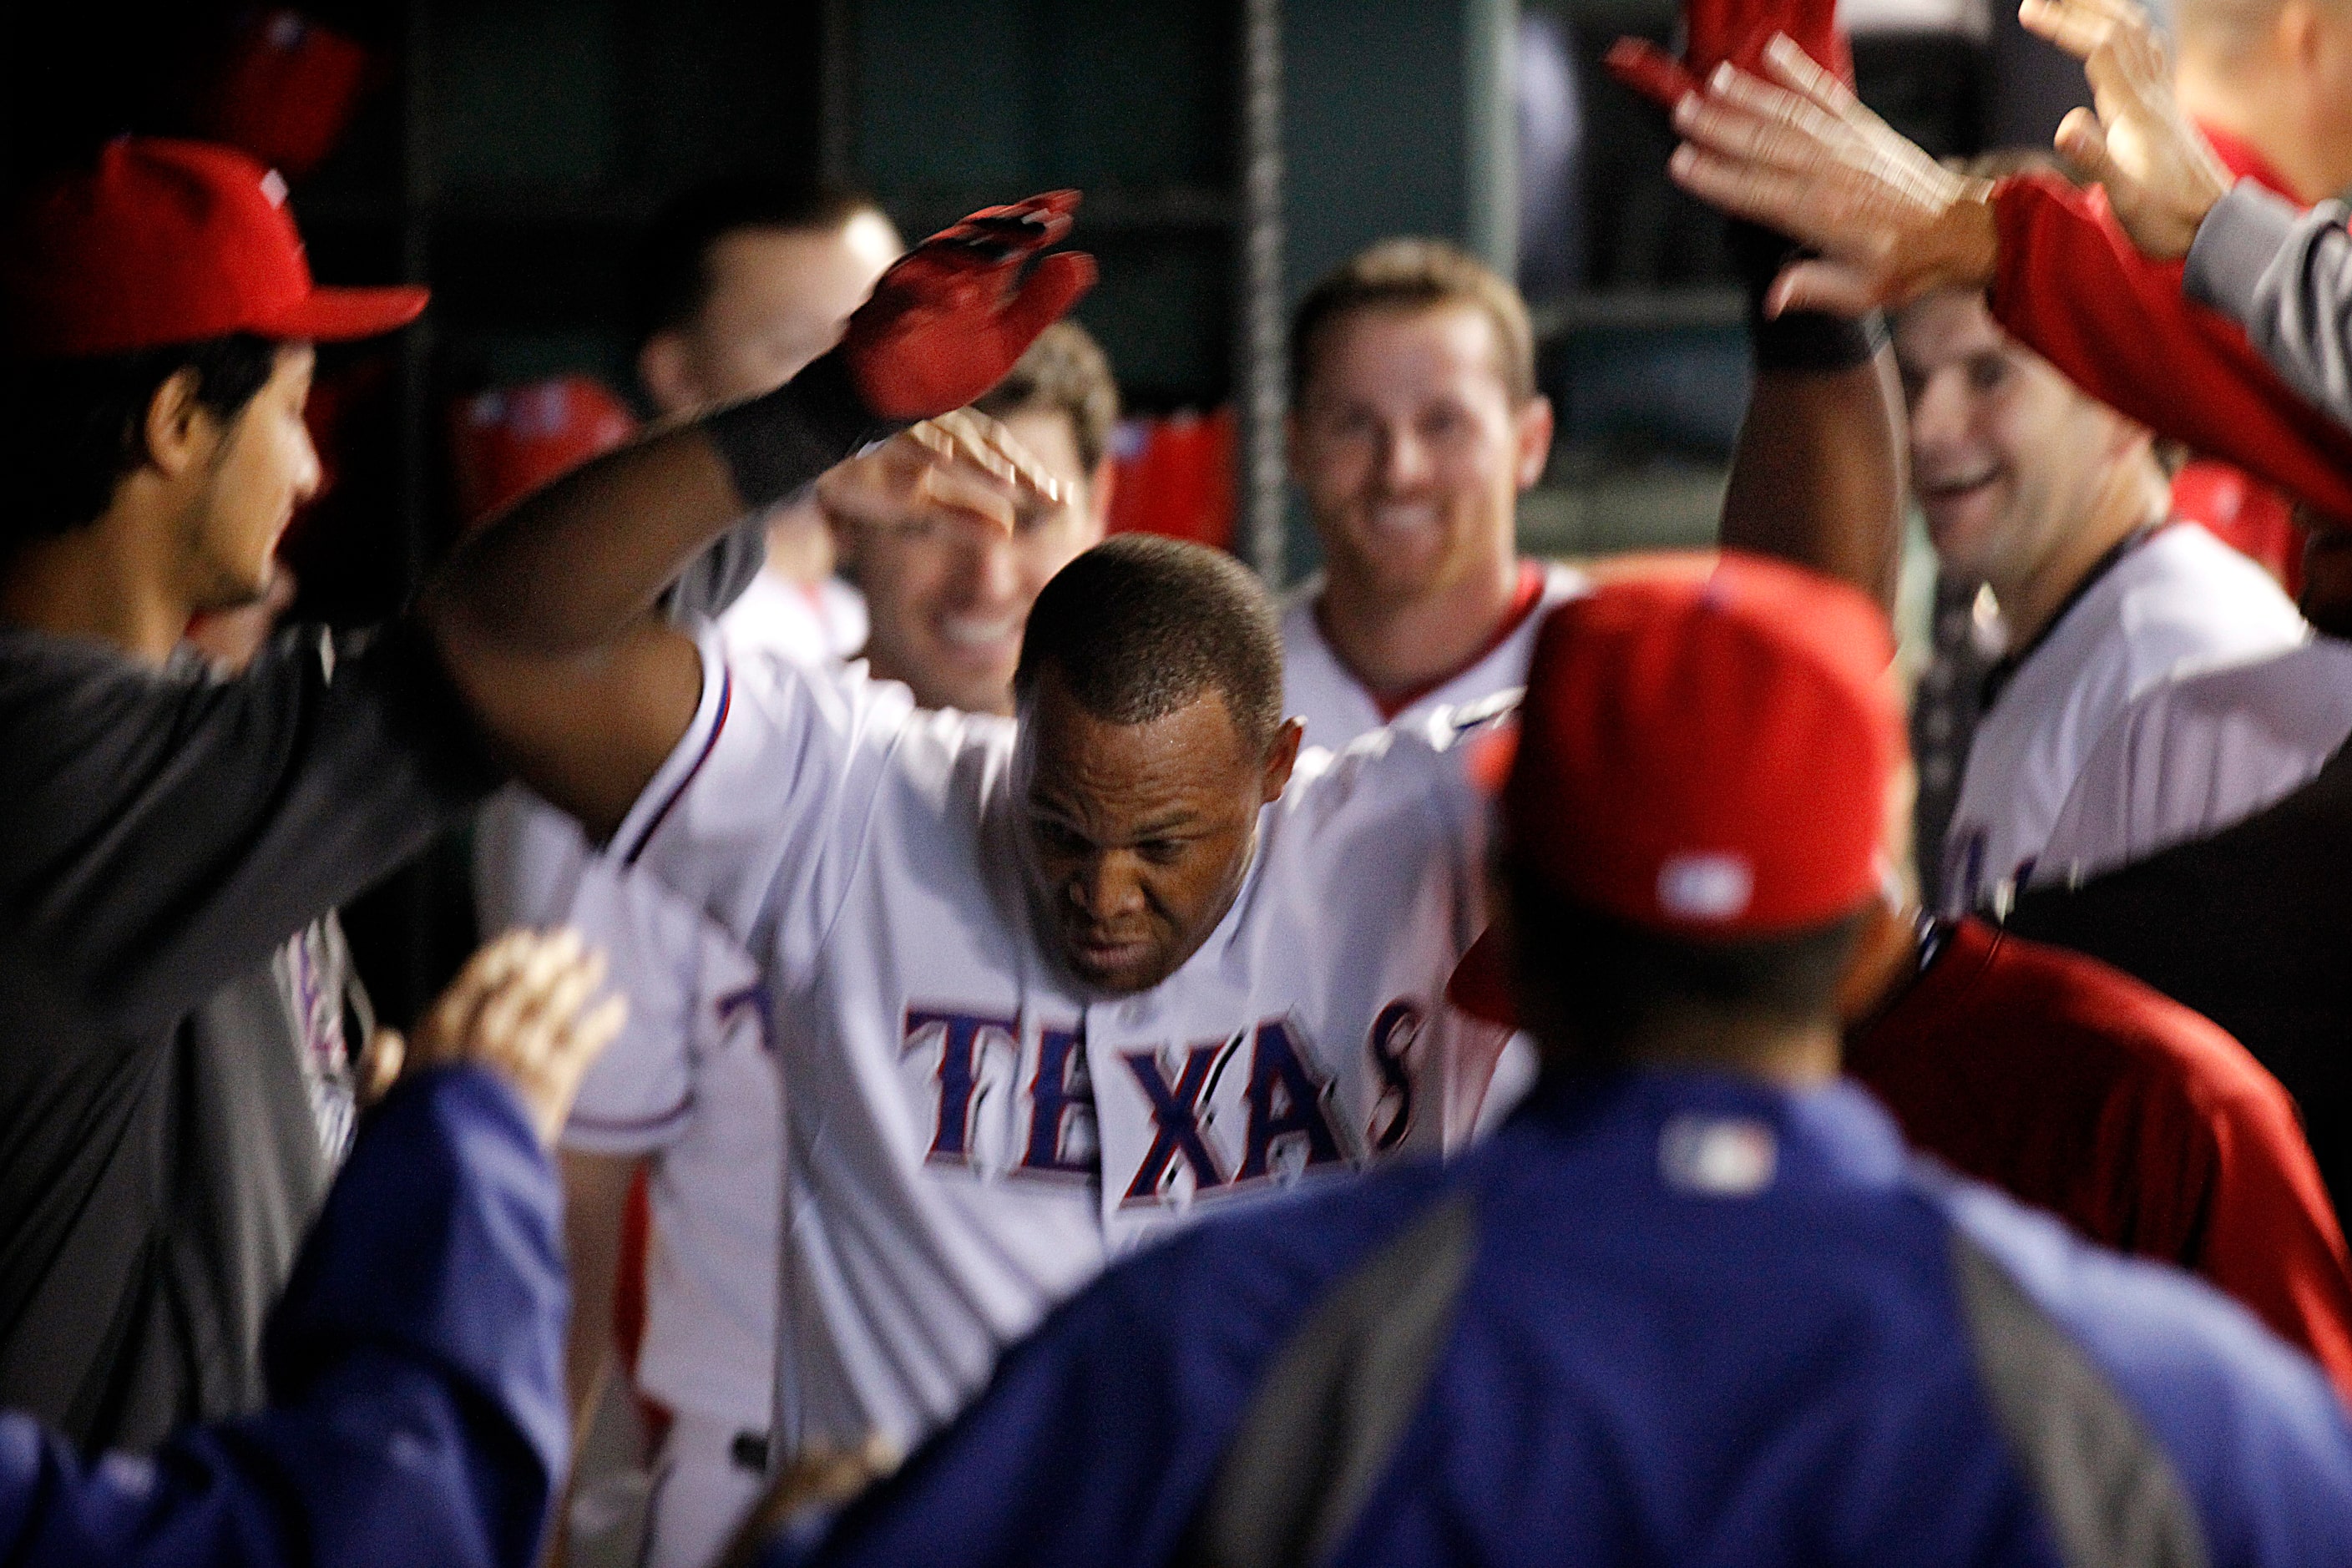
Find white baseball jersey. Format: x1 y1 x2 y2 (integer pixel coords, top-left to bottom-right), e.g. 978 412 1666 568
1939 524 2305 914
613 627 1510 1456
2035 638 2352 889
557 861 779 1431
475 569 869 1439
1279 561 1586 750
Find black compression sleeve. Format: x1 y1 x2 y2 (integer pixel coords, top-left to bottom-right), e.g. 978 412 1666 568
1727 220 1889 373
701 349 906 513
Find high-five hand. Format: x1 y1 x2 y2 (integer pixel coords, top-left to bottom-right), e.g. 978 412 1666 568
2020 0 2233 260
1665 36 1999 315
397 928 628 1147
843 192 1098 422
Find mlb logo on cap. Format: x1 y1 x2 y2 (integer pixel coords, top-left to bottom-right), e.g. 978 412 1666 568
1451 550 1902 1026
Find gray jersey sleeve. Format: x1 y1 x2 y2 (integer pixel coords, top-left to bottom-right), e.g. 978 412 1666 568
2184 181 2352 427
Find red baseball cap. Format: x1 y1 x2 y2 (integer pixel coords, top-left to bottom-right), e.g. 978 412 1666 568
449 375 640 529
1449 550 1902 1026
3 136 427 358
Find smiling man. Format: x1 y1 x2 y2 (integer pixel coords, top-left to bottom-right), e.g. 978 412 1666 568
822 321 1115 716
1893 271 2305 915
1280 241 1582 750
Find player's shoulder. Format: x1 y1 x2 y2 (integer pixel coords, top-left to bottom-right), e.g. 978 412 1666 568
1935 1168 2352 1545
2107 525 2306 666
1976 923 2289 1119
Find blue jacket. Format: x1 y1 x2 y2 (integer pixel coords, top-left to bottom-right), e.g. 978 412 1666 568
0 1066 566 1567
781 1068 2352 1567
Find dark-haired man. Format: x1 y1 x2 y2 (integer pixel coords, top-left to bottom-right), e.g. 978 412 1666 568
766 554 2352 1568
434 508 1515 1464
0 138 479 1451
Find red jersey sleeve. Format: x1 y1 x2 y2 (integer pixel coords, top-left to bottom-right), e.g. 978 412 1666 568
1990 172 2352 525
2184 1069 2352 1405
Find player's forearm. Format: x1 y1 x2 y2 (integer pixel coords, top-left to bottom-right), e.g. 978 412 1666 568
2186 183 2352 433
1721 353 1906 615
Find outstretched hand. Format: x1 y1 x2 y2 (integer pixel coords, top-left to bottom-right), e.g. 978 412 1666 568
1665 35 1999 314
376 928 627 1147
2021 0 2233 260
842 192 1098 422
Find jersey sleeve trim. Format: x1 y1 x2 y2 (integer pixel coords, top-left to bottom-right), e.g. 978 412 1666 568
620 658 732 868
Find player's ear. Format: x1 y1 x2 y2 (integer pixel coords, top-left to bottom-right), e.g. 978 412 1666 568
1513 395 1555 492
637 331 699 417
1260 717 1304 804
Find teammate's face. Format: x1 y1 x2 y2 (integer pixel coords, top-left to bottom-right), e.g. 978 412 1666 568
1017 673 1301 994
1288 303 1550 605
639 212 903 417
845 407 1109 715
1894 292 2139 594
183 343 320 613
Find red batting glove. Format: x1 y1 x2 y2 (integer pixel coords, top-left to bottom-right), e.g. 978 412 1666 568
841 190 1099 423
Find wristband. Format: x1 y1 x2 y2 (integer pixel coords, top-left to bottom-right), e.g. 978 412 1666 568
702 349 905 513
1727 220 1888 373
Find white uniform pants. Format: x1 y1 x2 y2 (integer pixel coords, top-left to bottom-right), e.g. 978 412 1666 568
641 1409 767 1568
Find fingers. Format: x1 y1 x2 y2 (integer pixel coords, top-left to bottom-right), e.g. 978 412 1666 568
1761 33 1864 119
1605 37 1701 113
2018 0 2132 59
999 250 1098 352
911 407 1064 504
357 1027 406 1106
1768 257 1888 317
1673 70 1846 178
2053 104 2117 183
414 928 533 1067
472 928 592 1065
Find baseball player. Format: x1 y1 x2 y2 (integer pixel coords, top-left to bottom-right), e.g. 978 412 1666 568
1277 240 1586 750
0 138 495 1452
554 330 1116 1568
764 555 2352 1568
422 152 1940 1468
0 926 621 1568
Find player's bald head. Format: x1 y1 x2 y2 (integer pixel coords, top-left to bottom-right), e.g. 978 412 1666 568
1014 534 1285 756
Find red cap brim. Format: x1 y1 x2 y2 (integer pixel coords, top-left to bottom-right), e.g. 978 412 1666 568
253 283 428 341
1447 927 1519 1029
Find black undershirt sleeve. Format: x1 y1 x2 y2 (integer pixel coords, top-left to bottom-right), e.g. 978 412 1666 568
0 620 502 1036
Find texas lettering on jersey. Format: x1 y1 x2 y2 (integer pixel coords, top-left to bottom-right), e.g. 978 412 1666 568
901 999 1431 1211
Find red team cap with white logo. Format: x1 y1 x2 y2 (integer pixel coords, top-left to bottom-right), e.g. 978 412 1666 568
1450 549 1901 1026
2 136 427 358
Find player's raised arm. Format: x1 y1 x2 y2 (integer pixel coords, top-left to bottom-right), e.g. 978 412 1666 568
422 195 1093 838
1661 29 2352 519
1608 17 1907 611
